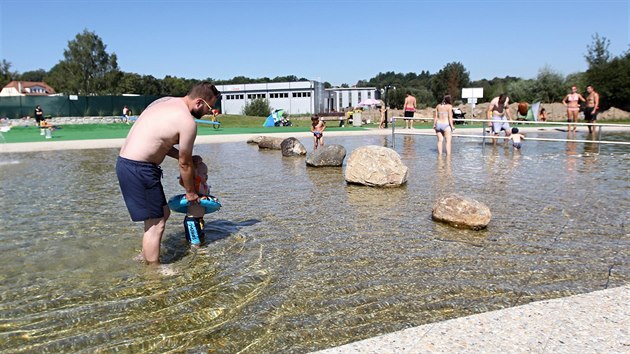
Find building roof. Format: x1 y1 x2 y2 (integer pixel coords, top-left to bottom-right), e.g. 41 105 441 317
1 81 56 96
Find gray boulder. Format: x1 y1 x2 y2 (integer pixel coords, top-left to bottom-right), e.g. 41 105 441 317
344 145 408 187
281 137 307 157
432 194 492 230
258 136 285 150
306 144 346 167
247 136 264 144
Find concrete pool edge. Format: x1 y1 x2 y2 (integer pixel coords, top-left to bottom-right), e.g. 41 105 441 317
314 284 630 353
2 126 630 153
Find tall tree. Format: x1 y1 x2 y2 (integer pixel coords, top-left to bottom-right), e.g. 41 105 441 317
585 33 611 68
431 62 470 102
0 59 17 88
49 29 120 94
533 66 565 103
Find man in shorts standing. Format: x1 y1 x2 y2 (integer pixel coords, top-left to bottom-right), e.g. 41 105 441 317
116 82 221 266
403 92 416 129
584 85 600 134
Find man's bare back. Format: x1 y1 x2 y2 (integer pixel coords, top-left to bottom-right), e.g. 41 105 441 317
120 97 197 165
404 95 416 110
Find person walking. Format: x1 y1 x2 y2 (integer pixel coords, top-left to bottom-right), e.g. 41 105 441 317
403 92 416 129
433 94 454 156
116 82 221 268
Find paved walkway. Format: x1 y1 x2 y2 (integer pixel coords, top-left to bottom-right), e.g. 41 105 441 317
315 285 629 353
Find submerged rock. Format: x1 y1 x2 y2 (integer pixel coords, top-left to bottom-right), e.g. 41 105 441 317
281 137 307 157
306 144 346 167
432 194 491 230
344 145 408 187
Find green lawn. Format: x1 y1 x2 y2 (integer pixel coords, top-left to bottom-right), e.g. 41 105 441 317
0 115 370 144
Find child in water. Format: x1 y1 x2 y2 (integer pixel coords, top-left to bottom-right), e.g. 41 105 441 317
311 115 326 149
179 155 210 248
509 127 526 150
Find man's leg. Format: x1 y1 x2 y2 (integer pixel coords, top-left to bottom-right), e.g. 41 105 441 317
142 205 170 265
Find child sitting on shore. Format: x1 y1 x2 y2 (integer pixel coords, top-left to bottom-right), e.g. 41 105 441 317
509 127 526 150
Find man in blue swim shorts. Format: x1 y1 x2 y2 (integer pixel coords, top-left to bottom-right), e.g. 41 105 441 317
116 82 221 266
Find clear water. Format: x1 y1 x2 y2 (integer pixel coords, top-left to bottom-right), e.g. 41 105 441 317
0 131 628 353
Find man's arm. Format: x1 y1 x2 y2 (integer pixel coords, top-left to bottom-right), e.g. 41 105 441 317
178 123 199 203
594 93 600 112
166 147 179 159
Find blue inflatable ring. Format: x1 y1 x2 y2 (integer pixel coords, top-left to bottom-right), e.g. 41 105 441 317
167 194 221 214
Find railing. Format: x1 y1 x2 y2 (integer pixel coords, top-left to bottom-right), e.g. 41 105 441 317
389 117 630 149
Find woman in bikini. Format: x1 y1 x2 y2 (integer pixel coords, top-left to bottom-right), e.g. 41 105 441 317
562 86 586 132
433 94 455 156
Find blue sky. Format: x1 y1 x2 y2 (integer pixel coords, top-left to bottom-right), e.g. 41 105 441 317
1 0 628 86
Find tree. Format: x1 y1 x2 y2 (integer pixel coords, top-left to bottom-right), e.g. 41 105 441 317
431 62 470 102
161 75 196 96
0 59 17 88
585 50 630 111
533 66 565 103
52 29 120 94
19 69 47 82
242 98 272 117
507 79 536 103
585 33 611 68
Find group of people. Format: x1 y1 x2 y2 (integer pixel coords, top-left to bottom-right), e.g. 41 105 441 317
116 82 601 268
431 85 601 156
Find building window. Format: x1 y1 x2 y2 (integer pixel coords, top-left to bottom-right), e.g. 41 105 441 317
368 91 371 99
358 91 362 102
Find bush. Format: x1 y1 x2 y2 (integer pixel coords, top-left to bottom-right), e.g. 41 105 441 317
242 98 272 117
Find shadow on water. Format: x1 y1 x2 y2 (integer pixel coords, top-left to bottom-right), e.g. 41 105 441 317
0 132 628 352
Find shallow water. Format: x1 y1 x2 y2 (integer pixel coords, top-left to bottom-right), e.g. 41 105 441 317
0 131 628 353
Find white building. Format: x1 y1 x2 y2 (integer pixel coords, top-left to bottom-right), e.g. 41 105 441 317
216 81 326 115
215 81 378 115
325 87 379 112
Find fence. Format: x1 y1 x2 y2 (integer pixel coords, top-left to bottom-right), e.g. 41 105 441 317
389 116 630 149
0 95 161 119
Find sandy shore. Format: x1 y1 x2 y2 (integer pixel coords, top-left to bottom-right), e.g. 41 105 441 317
3 125 629 154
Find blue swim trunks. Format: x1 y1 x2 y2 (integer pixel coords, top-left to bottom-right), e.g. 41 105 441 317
116 156 167 222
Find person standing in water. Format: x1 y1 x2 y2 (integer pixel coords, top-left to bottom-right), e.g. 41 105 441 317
433 94 454 156
562 86 586 132
584 85 600 134
116 82 221 267
403 92 416 129
487 94 512 144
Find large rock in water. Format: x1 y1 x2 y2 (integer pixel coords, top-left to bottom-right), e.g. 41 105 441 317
281 137 307 157
306 144 346 167
258 136 285 150
432 194 492 230
344 145 408 187
247 136 264 145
